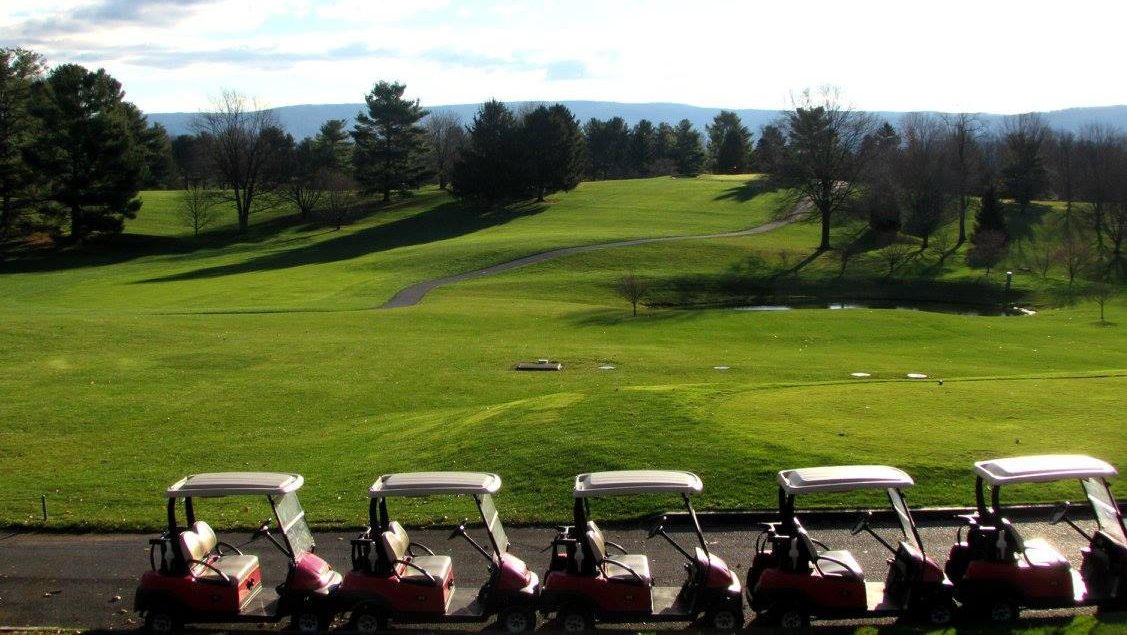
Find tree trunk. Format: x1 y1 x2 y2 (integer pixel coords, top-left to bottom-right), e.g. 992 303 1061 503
819 206 831 251
69 206 81 240
382 188 390 203
957 196 967 245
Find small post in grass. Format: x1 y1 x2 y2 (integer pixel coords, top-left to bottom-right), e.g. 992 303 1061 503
41 494 48 523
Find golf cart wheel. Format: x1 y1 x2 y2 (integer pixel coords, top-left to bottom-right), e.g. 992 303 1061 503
773 603 809 630
555 606 594 632
349 605 389 633
920 599 955 626
706 607 743 631
290 608 329 633
988 598 1019 623
143 607 179 634
498 605 537 633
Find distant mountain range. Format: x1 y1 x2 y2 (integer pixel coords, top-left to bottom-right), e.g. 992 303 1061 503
148 100 1127 140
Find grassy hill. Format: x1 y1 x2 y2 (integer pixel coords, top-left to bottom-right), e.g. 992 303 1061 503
0 177 1123 529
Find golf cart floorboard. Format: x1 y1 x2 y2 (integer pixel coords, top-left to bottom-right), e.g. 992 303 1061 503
865 582 900 613
652 586 693 618
446 588 487 619
239 589 280 619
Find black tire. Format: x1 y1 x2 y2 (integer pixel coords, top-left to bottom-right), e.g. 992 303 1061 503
987 598 1019 623
290 608 330 633
920 598 955 626
773 602 809 630
349 605 390 633
498 605 537 633
555 606 594 632
705 607 744 631
143 607 179 634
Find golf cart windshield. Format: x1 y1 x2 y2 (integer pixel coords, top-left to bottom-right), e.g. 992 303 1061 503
1083 477 1127 545
274 491 314 557
479 494 508 558
887 487 923 551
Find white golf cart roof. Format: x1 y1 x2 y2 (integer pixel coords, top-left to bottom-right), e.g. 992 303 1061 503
778 465 914 494
167 472 304 497
369 472 502 497
573 470 703 497
975 455 1118 485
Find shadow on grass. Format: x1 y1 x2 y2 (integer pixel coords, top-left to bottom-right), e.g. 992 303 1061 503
137 200 548 283
567 306 704 328
712 177 786 203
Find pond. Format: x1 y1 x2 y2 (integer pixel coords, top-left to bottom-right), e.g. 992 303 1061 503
733 300 1035 316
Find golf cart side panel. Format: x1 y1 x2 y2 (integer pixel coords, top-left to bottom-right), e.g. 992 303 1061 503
138 566 263 615
339 569 452 614
542 570 652 613
291 551 339 594
753 568 866 612
962 559 1075 604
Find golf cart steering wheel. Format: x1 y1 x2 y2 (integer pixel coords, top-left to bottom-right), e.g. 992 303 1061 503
1050 502 1071 525
850 512 871 536
252 518 272 540
448 518 468 540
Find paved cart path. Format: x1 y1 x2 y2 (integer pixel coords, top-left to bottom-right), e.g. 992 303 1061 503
0 516 1111 631
379 204 807 309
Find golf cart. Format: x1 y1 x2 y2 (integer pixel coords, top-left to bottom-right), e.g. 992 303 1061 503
747 465 955 628
539 470 743 630
134 472 341 632
337 471 540 632
945 454 1127 622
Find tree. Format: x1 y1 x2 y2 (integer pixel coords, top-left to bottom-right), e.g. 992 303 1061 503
520 104 585 202
943 113 982 244
318 168 356 230
753 124 787 175
628 119 656 177
0 48 46 235
966 230 1007 274
1056 232 1093 288
1000 113 1050 214
1047 129 1079 216
177 180 220 237
650 122 679 176
193 91 284 233
284 137 326 220
351 80 430 202
27 64 147 239
854 121 901 233
584 117 630 179
424 111 463 190
973 183 1007 239
451 100 521 205
779 88 881 251
1088 279 1115 324
313 118 352 170
896 114 954 249
672 119 705 176
615 273 650 317
878 240 915 278
707 111 751 174
1077 124 1123 251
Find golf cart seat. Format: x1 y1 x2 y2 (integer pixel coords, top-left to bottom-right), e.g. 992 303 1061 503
179 525 260 585
585 522 651 585
797 527 863 580
1022 538 1070 567
381 521 453 586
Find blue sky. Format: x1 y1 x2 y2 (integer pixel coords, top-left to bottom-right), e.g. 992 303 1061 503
3 0 1126 114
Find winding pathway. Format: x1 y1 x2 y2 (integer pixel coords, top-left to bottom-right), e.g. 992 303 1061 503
379 203 807 309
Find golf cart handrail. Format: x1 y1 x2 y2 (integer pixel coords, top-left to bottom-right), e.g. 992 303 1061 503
573 470 703 497
369 472 502 497
778 465 914 493
974 455 1118 485
166 472 304 497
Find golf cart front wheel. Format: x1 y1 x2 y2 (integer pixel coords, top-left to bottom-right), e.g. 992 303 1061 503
773 603 809 630
988 598 1020 623
920 599 955 626
706 607 744 630
555 606 594 632
349 606 389 633
498 605 537 633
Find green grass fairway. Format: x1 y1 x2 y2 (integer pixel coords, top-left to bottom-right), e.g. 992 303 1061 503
0 176 1123 529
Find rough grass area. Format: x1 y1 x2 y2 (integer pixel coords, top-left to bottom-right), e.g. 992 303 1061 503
0 176 1123 530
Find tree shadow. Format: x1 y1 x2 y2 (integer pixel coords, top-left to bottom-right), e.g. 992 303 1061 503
712 177 785 203
1005 201 1051 244
136 200 548 283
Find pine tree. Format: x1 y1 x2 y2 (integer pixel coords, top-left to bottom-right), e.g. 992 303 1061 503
0 48 46 234
521 104 585 202
351 81 430 202
707 110 751 174
972 184 1007 241
451 100 521 205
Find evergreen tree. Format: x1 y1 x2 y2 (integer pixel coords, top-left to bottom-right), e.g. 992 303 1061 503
672 119 705 175
351 81 430 202
0 48 46 234
27 64 146 239
628 119 656 177
314 119 352 169
972 183 1007 241
521 104 585 202
753 124 786 174
451 100 521 205
707 110 752 174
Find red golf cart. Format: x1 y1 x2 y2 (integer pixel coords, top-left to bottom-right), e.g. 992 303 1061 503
945 454 1127 622
539 470 743 630
134 472 341 632
336 471 540 632
747 465 955 628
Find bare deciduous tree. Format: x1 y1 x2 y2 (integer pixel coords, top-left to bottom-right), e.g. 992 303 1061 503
193 91 284 233
319 168 356 231
878 241 915 278
1055 233 1092 288
780 87 881 251
425 111 464 190
1027 238 1056 279
943 113 982 245
967 230 1007 275
177 180 221 237
1088 279 1115 324
615 273 650 317
897 113 954 250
